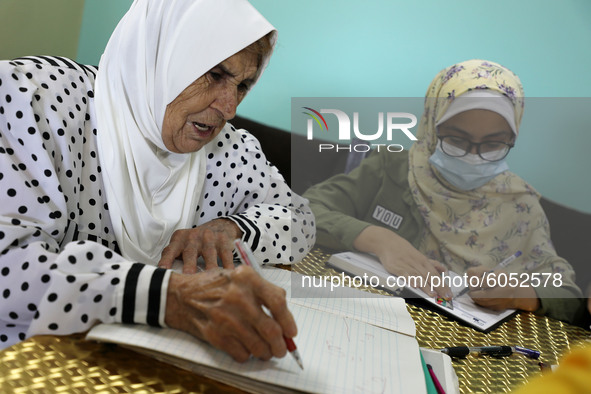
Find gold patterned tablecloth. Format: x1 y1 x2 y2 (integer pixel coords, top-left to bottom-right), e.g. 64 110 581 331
1 248 589 393
0 333 243 394
293 248 591 393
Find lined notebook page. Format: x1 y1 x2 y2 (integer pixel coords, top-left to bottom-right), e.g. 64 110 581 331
88 302 425 394
262 268 416 337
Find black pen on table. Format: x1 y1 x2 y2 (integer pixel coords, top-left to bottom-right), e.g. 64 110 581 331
456 250 523 298
439 345 540 359
234 239 304 370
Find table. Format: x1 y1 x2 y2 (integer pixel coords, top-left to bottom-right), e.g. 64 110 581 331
1 248 589 393
295 248 591 393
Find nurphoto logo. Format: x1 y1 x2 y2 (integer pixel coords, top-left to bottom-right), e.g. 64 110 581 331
302 106 417 153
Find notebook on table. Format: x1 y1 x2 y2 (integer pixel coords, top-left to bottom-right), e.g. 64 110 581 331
327 251 517 333
87 268 459 393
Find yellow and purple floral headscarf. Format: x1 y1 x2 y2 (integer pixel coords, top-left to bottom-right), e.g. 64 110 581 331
408 59 574 280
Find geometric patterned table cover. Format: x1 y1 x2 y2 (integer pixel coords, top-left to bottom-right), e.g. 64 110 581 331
295 248 590 393
1 248 588 393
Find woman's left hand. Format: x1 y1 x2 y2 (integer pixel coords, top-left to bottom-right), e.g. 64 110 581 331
466 266 540 312
158 219 243 274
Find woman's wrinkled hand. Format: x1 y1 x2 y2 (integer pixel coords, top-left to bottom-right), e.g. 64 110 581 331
164 265 297 363
353 225 451 299
158 218 243 273
466 266 540 312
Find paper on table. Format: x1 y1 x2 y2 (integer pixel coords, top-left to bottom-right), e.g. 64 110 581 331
87 301 426 394
169 263 416 337
327 251 516 332
261 267 416 337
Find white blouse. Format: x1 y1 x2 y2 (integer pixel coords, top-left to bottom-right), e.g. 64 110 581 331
0 56 315 349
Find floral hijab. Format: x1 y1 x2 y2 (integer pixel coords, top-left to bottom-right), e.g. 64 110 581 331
408 59 569 276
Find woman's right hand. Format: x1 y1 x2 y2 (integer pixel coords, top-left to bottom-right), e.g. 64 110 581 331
353 225 451 299
164 265 297 363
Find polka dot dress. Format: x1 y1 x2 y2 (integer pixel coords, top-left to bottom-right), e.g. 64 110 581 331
0 56 315 350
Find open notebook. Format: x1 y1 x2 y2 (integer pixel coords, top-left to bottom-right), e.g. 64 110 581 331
87 268 456 393
327 251 517 333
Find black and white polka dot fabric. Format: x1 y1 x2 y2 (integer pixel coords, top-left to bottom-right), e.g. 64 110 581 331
0 56 315 349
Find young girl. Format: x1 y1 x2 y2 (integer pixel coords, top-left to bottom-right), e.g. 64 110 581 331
304 59 582 323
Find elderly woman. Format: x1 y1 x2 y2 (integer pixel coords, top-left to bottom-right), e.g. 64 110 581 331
0 0 315 362
303 59 582 323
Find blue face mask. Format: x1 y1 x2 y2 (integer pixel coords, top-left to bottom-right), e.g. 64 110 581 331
428 146 509 191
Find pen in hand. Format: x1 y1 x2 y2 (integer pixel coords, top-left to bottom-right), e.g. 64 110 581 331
494 250 522 270
234 239 304 370
456 250 522 297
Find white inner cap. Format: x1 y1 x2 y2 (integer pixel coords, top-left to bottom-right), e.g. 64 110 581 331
436 90 517 135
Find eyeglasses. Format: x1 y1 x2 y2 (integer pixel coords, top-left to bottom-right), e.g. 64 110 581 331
437 135 514 162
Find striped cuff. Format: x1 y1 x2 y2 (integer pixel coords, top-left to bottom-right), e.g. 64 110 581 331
121 263 171 327
227 214 261 252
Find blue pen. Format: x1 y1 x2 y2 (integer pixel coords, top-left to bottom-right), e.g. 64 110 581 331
495 251 522 270
456 250 522 297
512 346 541 359
440 345 540 359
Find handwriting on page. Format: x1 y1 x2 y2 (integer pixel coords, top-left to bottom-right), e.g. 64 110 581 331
88 276 426 393
321 317 393 394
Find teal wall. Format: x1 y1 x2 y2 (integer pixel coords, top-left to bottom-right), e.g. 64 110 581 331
77 0 591 213
76 0 133 65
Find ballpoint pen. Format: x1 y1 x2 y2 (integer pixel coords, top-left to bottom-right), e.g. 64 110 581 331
454 285 471 298
234 239 304 370
512 345 541 359
439 345 540 359
456 251 522 298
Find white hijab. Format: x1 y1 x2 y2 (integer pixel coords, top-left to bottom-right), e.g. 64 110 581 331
94 0 276 264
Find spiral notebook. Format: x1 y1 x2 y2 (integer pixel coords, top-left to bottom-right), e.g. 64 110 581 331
87 268 434 393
